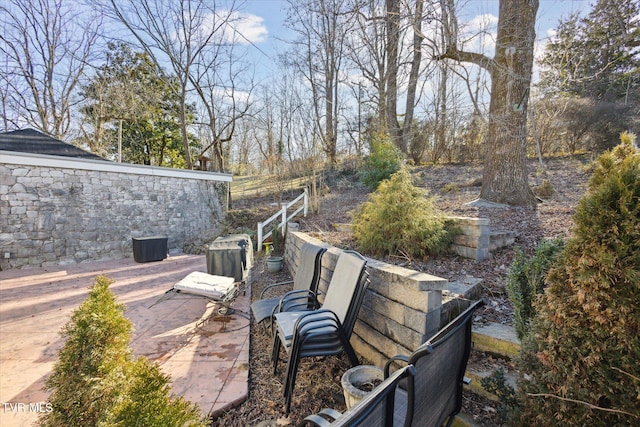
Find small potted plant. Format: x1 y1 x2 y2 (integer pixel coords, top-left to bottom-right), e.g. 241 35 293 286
341 365 384 409
266 224 284 272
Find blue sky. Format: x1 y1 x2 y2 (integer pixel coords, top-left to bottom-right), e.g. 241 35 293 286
242 0 595 66
233 0 593 82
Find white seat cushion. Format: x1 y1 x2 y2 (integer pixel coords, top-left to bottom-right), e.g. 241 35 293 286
173 271 236 300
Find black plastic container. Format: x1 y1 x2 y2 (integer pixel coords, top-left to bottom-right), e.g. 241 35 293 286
205 234 253 282
132 236 168 263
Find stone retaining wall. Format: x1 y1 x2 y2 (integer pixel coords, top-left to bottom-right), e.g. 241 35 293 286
284 231 448 367
331 217 496 261
450 216 491 261
0 152 230 270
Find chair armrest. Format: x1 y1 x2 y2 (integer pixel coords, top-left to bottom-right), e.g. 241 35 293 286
259 280 294 299
316 408 342 420
384 354 410 378
289 309 345 343
299 412 336 427
277 289 318 313
299 407 343 426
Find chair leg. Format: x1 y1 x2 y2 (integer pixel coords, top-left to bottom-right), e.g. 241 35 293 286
342 337 360 367
272 333 282 375
283 353 301 414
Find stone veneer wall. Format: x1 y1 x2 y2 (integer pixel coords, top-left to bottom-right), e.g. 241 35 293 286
0 151 230 270
284 231 448 367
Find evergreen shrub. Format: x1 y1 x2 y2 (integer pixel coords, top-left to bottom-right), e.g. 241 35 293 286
111 358 205 427
40 275 205 427
513 136 639 426
440 182 460 194
481 368 518 424
352 167 457 259
506 238 565 339
358 131 404 189
534 179 555 198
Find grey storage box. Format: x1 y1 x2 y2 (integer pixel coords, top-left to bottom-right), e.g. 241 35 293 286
205 234 253 282
132 236 168 263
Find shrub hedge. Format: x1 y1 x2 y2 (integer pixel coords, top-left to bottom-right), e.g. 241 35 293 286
506 239 565 340
352 167 457 259
513 136 639 426
358 131 404 189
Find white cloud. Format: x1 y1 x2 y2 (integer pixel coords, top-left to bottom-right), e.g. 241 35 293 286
460 14 498 56
189 10 268 46
466 13 499 34
229 11 268 45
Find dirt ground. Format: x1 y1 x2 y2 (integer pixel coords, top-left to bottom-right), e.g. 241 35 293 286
211 156 592 426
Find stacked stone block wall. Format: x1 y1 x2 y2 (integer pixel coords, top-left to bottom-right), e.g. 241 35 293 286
0 155 228 270
450 216 491 261
284 231 448 367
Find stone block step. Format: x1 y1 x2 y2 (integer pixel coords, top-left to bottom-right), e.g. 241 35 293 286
444 277 484 301
452 412 482 427
441 278 483 326
465 364 518 402
489 230 516 251
472 322 520 359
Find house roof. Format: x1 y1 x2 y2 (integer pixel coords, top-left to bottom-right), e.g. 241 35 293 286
0 128 107 161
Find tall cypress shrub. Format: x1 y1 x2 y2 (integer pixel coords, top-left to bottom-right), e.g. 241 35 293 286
514 136 640 426
41 276 133 426
40 275 205 427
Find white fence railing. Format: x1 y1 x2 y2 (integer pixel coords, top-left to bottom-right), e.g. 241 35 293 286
257 189 308 252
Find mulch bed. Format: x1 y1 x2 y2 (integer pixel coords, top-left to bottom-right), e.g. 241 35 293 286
211 261 354 426
211 156 592 426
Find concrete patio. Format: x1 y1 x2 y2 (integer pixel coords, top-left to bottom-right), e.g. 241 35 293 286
0 254 250 427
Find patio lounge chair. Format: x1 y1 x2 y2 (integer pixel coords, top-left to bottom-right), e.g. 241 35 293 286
384 299 485 427
250 242 326 327
300 365 416 427
271 250 370 413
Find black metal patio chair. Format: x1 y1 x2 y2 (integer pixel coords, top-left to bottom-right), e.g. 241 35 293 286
250 242 326 328
299 365 416 427
271 250 370 413
385 299 485 427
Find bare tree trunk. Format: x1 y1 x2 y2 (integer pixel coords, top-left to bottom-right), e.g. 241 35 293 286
478 0 537 206
179 88 193 168
402 0 424 152
433 64 448 163
439 0 538 206
325 62 337 165
385 0 402 150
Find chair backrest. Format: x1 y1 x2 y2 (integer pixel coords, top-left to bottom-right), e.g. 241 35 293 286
328 365 415 427
321 250 368 332
292 243 327 293
403 299 484 427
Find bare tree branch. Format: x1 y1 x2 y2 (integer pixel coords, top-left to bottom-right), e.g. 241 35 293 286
527 393 640 419
0 0 101 138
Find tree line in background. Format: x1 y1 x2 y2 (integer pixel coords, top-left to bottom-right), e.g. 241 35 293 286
1 0 638 204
